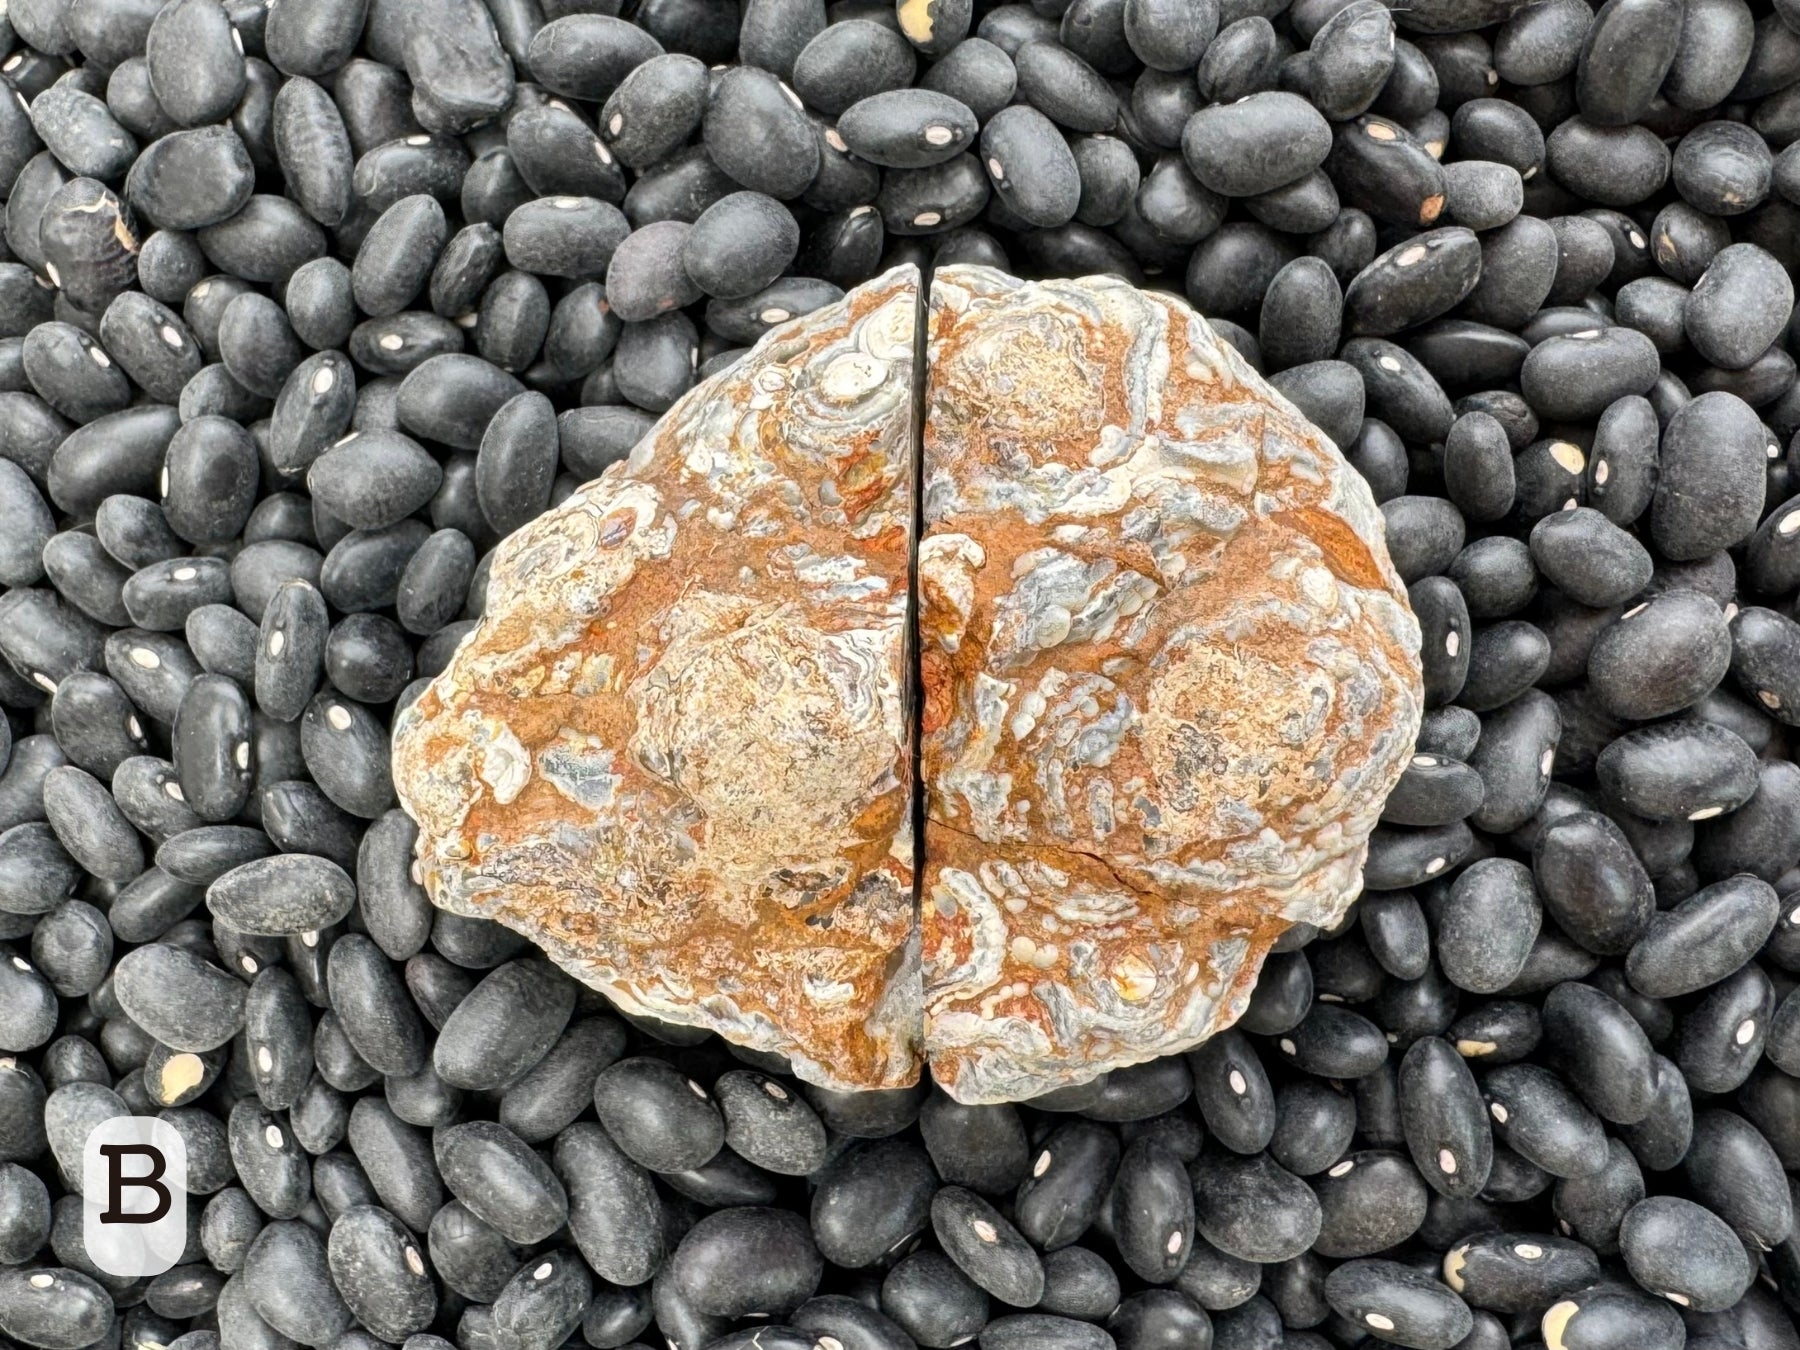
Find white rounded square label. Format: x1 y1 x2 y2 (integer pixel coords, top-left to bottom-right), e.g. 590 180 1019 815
82 1116 187 1278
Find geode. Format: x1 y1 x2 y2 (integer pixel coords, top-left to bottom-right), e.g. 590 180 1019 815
392 264 1423 1103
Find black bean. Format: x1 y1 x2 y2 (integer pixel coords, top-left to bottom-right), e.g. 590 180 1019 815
1480 1063 1608 1180
423 956 572 1093
910 1092 1024 1196
226 1098 311 1219
1532 811 1654 956
1398 1037 1492 1199
1269 1078 1357 1177
1618 1194 1754 1313
1310 1149 1429 1258
1324 1257 1472 1350
668 1206 822 1319
1683 1107 1792 1254
1595 718 1760 822
590 1055 725 1174
1190 1150 1321 1263
1181 92 1332 199
1677 960 1774 1094
1544 1285 1688 1350
207 853 355 938
307 431 442 532
1109 1138 1193 1285
243 1219 353 1344
434 1119 568 1247
426 1198 519 1304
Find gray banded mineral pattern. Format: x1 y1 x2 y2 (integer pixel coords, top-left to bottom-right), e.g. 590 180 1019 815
392 264 1423 1103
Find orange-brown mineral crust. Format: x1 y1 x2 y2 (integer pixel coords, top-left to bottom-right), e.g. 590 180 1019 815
391 266 922 1092
392 263 1423 1103
919 269 1421 1101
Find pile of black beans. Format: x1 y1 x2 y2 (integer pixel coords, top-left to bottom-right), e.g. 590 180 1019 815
3 1 1800 1350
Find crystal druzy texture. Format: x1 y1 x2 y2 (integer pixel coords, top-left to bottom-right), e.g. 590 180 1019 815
392 264 1423 1103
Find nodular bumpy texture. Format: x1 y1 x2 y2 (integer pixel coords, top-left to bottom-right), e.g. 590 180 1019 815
392 263 1423 1103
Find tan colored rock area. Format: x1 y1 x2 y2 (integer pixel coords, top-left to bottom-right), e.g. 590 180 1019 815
392 264 1423 1103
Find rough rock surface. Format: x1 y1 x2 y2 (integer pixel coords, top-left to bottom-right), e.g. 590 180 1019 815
392 268 920 1092
920 270 1422 1101
393 264 1423 1102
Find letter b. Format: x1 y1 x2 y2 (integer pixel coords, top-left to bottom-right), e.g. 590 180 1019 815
99 1143 170 1224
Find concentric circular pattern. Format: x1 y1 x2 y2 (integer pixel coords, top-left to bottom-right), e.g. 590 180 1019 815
0 2 1799 1350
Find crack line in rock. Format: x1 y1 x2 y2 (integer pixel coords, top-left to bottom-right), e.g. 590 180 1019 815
907 261 931 931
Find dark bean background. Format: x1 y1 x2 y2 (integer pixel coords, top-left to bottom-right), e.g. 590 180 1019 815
1 1 1800 1349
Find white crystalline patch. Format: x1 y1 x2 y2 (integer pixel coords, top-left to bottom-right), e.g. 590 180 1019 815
264 1125 284 1149
327 705 353 731
313 366 335 394
476 721 532 806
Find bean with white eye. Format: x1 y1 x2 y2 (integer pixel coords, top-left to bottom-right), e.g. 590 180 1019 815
325 1204 439 1342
